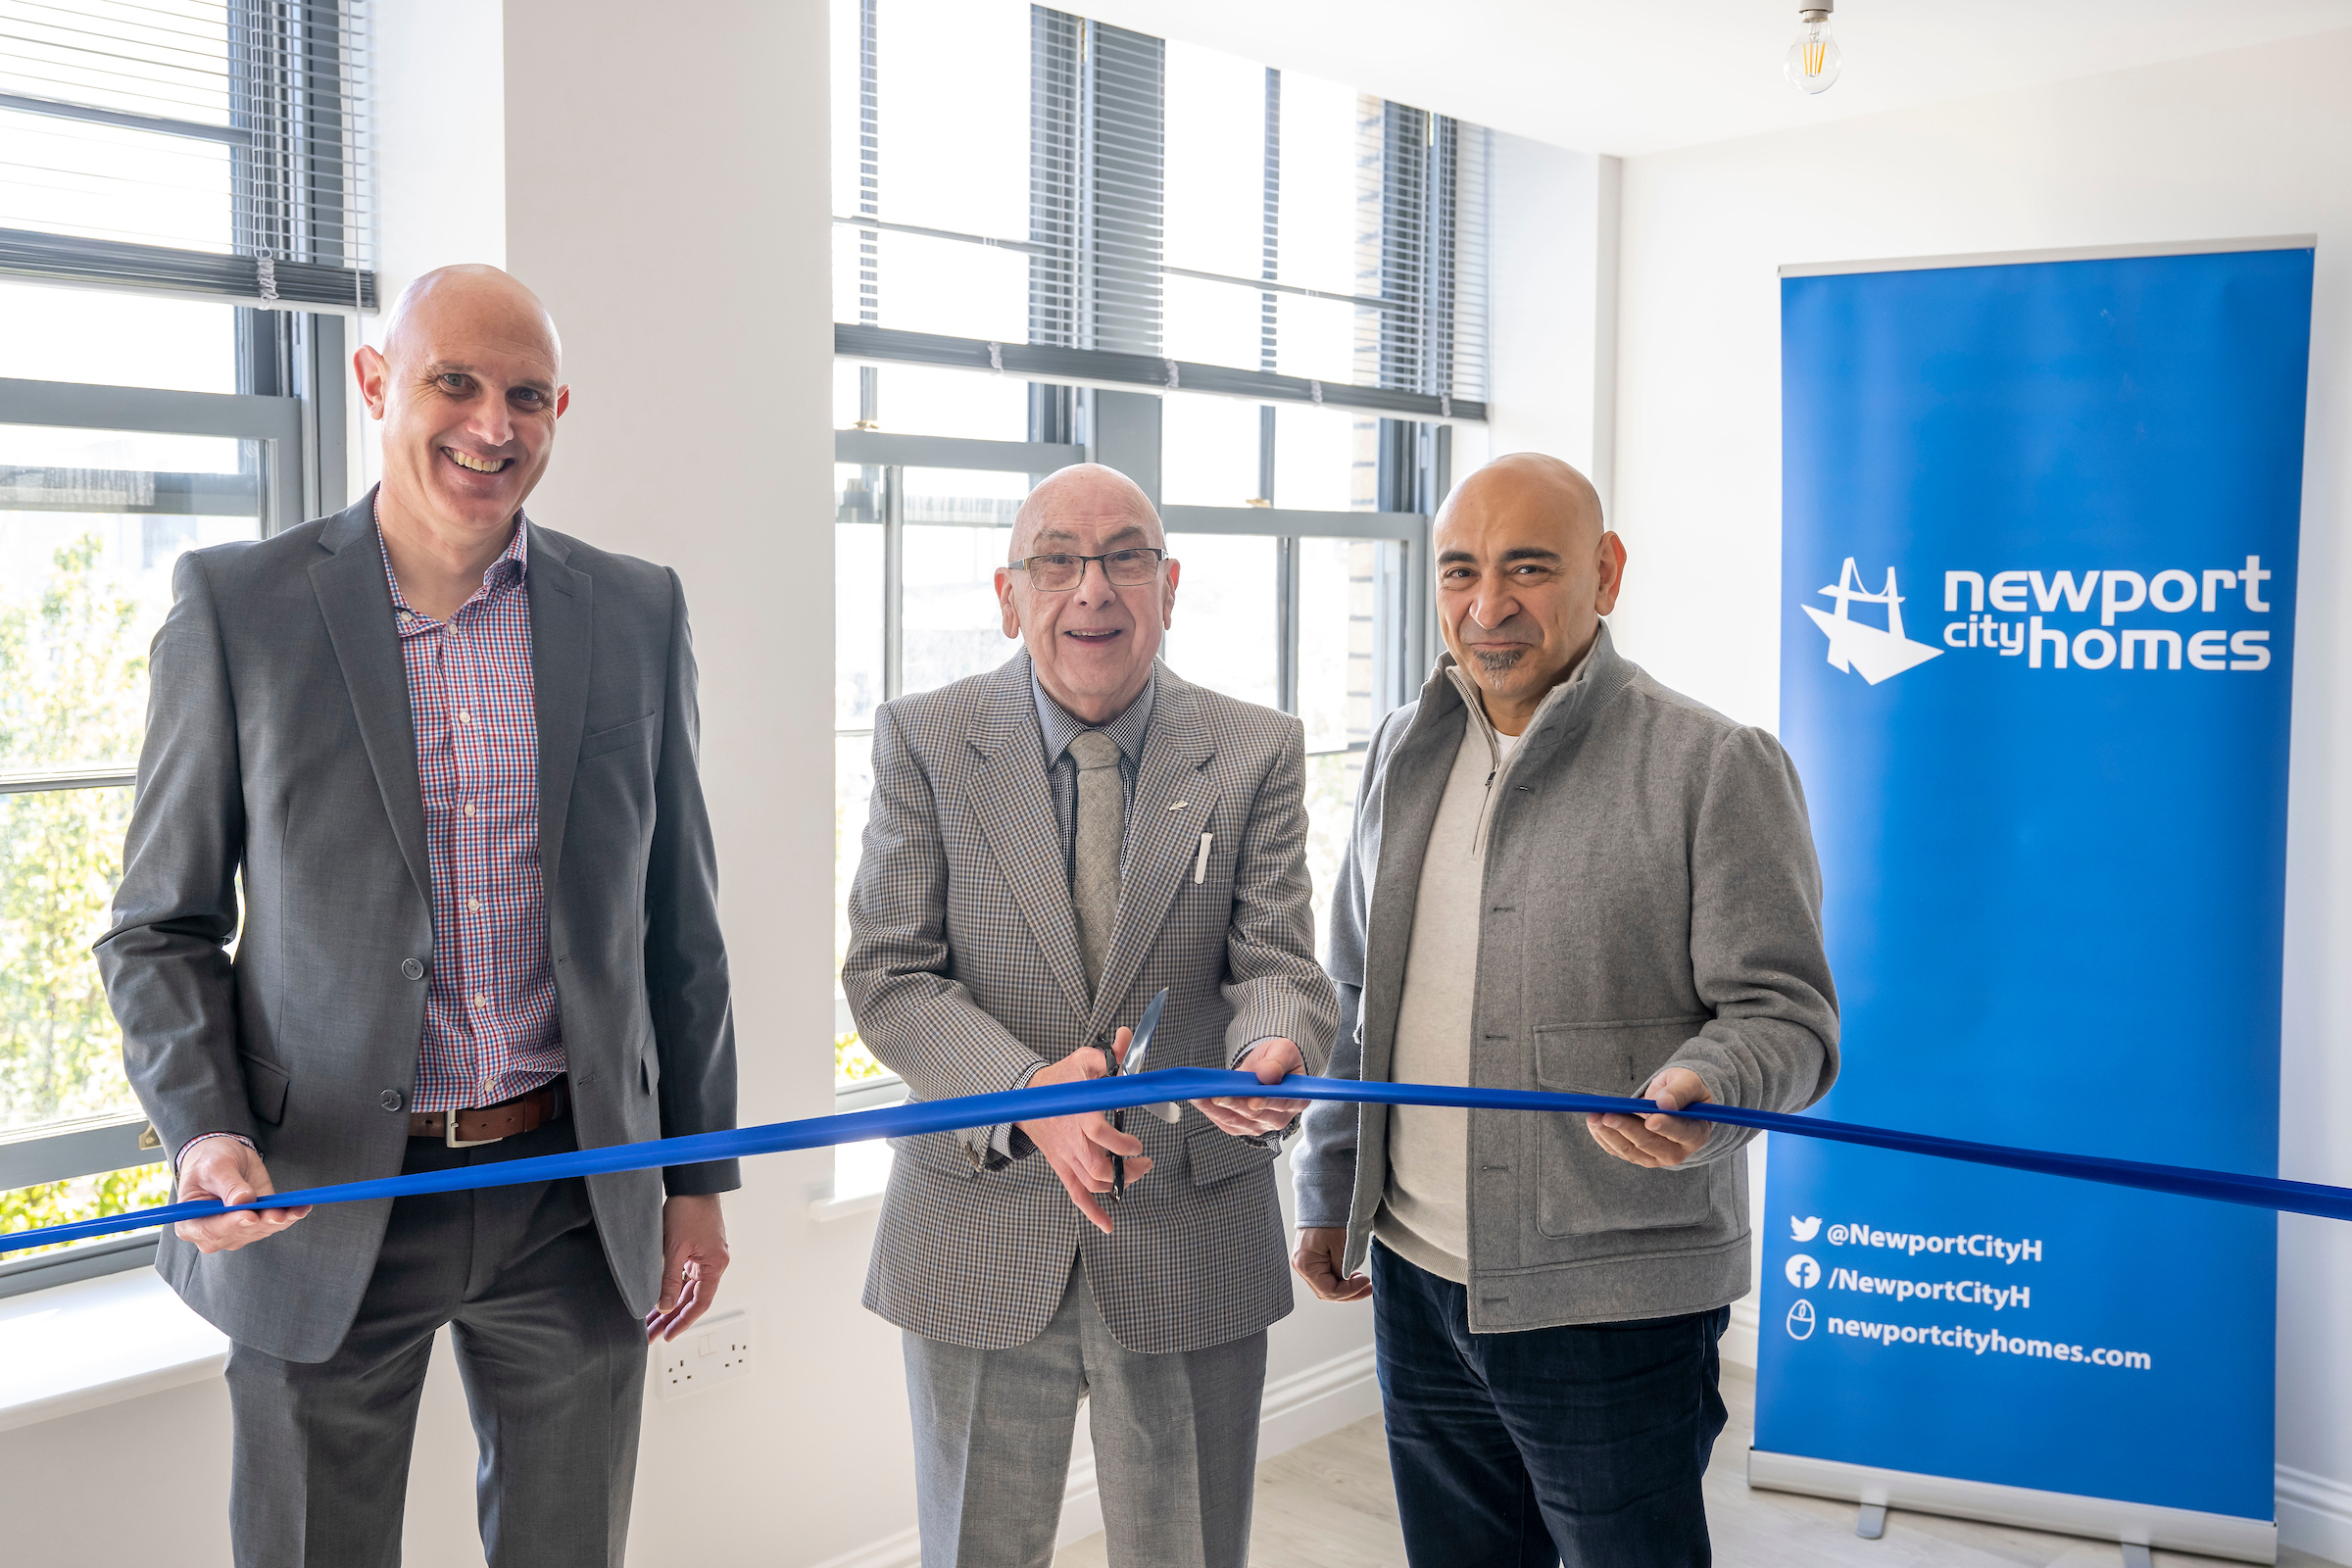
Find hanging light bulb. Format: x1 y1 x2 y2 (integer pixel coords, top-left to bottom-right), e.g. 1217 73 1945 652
1786 2 1841 94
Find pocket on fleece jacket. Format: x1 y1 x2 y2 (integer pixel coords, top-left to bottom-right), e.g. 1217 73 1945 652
1530 1016 1713 1239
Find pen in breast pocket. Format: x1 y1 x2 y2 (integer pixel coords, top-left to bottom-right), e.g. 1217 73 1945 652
1194 831 1212 884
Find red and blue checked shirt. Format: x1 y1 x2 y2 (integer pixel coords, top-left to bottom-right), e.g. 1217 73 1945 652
382 521 566 1112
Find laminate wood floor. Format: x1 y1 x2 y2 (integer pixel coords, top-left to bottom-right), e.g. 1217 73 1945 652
1054 1366 2339 1568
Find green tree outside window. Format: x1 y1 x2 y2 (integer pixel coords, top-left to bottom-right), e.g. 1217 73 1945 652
1 531 157 1248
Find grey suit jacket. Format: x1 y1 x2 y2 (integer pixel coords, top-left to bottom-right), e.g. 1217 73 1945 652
845 651 1338 1354
96 493 739 1363
1293 627 1838 1331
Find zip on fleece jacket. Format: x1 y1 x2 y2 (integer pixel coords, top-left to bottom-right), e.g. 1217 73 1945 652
1444 658 1588 859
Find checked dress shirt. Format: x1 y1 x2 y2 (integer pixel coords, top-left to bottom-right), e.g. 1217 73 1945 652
174 521 563 1168
382 520 566 1112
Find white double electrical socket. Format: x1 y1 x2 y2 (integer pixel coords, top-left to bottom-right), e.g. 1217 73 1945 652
657 1307 755 1400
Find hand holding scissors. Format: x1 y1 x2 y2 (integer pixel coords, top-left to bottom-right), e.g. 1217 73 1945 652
1014 996 1164 1232
1101 989 1174 1200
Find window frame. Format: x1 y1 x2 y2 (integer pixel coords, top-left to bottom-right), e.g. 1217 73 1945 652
0 362 319 1299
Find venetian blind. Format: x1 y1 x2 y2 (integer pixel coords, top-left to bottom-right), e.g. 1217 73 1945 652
835 0 1488 415
0 0 374 308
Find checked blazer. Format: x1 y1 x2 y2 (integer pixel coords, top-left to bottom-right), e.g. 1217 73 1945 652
846 650 1338 1354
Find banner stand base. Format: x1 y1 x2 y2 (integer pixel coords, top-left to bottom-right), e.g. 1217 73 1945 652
1746 1447 2277 1564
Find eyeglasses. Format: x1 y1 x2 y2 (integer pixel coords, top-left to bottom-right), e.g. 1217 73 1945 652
1009 548 1168 592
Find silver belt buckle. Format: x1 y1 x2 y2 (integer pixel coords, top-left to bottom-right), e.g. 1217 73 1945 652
446 1108 503 1149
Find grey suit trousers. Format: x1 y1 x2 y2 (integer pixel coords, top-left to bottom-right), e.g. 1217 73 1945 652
224 1117 646 1568
904 1258 1266 1568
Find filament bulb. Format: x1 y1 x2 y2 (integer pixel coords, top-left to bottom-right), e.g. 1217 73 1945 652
1787 6 1841 95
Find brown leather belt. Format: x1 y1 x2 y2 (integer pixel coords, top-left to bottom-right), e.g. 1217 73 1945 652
409 1079 568 1147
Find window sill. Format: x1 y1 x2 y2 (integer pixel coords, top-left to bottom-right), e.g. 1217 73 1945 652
0 1266 228 1434
0 1231 159 1300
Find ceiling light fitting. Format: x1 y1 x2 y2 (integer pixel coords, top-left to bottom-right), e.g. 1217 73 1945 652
1787 0 1842 95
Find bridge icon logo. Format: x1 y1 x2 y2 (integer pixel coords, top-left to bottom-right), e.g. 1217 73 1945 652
1802 559 1944 685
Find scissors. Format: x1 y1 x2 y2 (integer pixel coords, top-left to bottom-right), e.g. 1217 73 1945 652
1102 987 1175 1201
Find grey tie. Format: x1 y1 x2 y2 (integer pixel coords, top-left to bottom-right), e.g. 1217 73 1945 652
1068 729 1124 996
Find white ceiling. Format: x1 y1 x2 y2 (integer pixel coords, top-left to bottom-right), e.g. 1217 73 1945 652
1080 0 2352 156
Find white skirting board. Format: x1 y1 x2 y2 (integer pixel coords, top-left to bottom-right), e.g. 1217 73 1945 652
810 1344 1382 1568
1747 1446 2278 1564
2278 1464 2352 1566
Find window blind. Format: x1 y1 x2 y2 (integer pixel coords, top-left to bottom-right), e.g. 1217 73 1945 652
1371 102 1488 402
1027 10 1162 356
0 0 374 309
836 0 1487 416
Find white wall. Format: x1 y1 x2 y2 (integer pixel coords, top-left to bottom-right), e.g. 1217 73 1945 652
356 0 508 498
1610 27 2352 1557
1486 135 1620 506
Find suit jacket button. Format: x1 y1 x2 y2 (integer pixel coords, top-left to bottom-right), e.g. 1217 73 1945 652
381 1089 406 1111
401 957 425 980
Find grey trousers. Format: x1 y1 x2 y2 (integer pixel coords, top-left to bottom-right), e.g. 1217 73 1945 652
224 1119 647 1568
903 1257 1268 1568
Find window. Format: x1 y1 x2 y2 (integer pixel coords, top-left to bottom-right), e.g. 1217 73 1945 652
0 0 371 1295
828 2 1491 1096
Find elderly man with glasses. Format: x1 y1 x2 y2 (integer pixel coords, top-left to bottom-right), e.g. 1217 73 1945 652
843 463 1337 1568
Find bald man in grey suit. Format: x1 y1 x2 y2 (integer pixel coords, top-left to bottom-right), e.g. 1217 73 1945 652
98 267 737 1567
845 465 1337 1568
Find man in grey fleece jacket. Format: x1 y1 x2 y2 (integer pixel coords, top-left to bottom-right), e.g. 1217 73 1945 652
1291 453 1838 1565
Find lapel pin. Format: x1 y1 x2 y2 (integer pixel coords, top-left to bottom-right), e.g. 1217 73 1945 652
1169 801 1187 810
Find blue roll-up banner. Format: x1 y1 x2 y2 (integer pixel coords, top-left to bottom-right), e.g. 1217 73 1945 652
1757 242 2312 1540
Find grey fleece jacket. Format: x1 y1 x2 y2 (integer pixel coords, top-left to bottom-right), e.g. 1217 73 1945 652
1292 625 1839 1332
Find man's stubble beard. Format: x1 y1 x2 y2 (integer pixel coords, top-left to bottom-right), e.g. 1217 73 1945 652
1471 646 1527 677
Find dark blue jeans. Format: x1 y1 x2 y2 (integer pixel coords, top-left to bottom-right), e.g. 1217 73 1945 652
1371 1241 1729 1568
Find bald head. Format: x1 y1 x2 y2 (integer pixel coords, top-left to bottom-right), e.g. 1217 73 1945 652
1009 463 1164 562
1432 453 1625 735
381 264 563 374
356 264 570 569
996 463 1179 725
1439 451 1604 548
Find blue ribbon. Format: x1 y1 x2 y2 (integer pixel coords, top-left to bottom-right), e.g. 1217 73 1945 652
7 1067 2345 1258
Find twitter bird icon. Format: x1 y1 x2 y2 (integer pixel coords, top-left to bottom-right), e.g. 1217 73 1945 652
1789 1215 1822 1242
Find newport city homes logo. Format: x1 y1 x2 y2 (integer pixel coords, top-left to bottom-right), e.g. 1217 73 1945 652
1804 553 2280 682
1802 559 1943 685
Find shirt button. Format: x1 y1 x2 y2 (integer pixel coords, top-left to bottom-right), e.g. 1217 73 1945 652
464 803 476 817
380 1089 406 1111
401 957 425 980
472 993 487 1008
466 898 481 912
458 710 471 724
